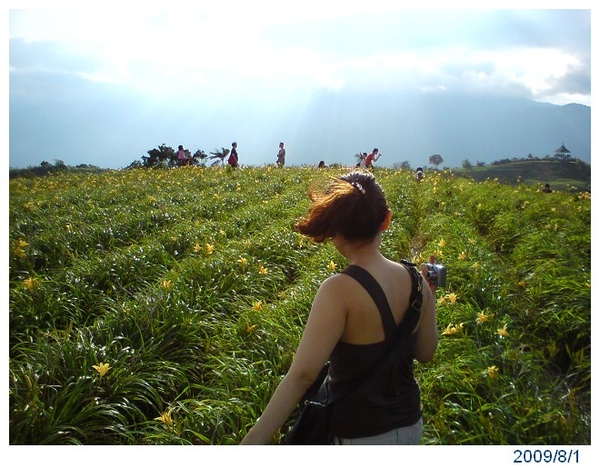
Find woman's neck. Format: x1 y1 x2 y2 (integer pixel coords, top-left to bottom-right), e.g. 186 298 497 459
336 236 383 267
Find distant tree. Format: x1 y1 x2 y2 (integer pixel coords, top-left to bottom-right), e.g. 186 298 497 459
476 161 486 167
209 148 230 166
192 149 208 166
462 159 473 168
41 161 51 167
142 144 176 168
392 161 411 170
429 154 443 168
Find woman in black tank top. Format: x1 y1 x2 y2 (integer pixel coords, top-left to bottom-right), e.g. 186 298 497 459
241 170 438 444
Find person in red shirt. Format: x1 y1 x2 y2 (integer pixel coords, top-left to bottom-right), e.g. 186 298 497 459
365 148 380 168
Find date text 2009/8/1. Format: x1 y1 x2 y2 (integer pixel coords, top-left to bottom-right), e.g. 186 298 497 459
514 449 579 464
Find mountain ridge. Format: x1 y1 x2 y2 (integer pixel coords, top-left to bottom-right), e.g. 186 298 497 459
284 91 591 169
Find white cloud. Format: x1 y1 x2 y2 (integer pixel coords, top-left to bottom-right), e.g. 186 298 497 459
7 4 592 169
9 8 591 106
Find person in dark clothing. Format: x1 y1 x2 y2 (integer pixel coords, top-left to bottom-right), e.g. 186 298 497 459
241 170 438 445
228 142 239 168
276 142 286 167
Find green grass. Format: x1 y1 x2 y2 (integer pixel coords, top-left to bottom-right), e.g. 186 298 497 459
452 159 590 192
9 165 590 444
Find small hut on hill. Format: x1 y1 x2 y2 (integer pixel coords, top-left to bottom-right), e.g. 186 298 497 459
554 144 572 161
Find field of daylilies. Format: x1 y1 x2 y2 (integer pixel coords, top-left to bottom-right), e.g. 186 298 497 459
9 165 590 444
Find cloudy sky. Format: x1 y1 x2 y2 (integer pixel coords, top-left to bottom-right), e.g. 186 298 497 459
7 1 593 169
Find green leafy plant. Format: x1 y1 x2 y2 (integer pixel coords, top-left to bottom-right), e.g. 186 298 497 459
9 166 590 444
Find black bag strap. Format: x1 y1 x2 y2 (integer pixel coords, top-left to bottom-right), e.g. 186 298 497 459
322 260 423 404
341 264 397 339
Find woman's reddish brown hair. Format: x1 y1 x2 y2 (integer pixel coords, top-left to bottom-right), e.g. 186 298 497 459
295 170 389 243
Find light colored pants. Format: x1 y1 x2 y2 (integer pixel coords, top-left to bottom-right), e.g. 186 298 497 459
333 418 423 445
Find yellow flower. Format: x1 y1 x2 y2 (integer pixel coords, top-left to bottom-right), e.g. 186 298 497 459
205 243 214 255
14 246 27 258
517 281 526 288
441 323 463 336
476 312 489 324
497 324 510 338
92 362 110 377
66 224 73 233
154 408 174 427
486 365 500 379
578 191 591 201
237 257 248 268
23 277 42 290
253 301 263 311
458 251 467 261
162 280 173 290
245 324 257 334
446 293 458 304
258 265 268 275
327 260 337 271
438 239 447 248
193 242 202 253
18 240 29 249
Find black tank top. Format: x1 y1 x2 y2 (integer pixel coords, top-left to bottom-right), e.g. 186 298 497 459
328 265 422 439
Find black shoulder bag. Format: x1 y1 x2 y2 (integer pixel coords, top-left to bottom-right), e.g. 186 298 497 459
282 260 423 444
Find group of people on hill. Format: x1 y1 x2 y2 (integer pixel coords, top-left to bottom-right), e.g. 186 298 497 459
356 148 382 169
176 142 241 168
176 141 285 169
176 142 425 179
176 142 391 170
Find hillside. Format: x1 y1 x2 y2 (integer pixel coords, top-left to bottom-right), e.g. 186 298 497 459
292 93 591 169
9 166 590 445
451 159 591 192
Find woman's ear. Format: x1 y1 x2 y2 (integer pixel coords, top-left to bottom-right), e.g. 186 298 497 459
381 210 393 231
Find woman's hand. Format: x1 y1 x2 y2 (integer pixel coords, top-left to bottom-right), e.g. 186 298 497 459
420 254 438 295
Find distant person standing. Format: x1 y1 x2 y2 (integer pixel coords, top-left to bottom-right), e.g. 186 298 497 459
365 148 381 169
542 183 552 193
177 145 188 166
415 167 424 181
276 142 286 167
228 142 239 168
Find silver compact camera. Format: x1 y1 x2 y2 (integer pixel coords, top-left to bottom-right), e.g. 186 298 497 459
425 262 447 287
